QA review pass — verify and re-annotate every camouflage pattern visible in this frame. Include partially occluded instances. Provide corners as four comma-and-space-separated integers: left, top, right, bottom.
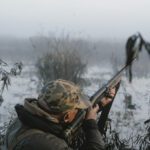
38, 79, 91, 114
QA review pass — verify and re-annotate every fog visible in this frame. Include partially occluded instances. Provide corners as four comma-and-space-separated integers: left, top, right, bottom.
0, 0, 150, 75
0, 0, 150, 39
0, 2, 150, 148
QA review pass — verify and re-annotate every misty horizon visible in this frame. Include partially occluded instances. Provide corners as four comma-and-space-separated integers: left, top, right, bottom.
0, 0, 150, 39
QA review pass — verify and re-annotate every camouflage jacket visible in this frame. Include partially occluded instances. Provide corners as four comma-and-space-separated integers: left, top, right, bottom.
4, 100, 105, 150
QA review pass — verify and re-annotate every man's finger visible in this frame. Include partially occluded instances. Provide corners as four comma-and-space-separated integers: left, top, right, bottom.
107, 87, 116, 98
93, 104, 99, 113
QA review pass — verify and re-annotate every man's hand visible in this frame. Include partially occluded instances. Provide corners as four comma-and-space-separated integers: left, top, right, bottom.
85, 87, 116, 120
85, 104, 99, 120
101, 87, 116, 107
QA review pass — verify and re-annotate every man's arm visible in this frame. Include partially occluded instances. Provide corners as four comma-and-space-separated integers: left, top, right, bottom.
81, 88, 116, 150
82, 119, 105, 150
79, 104, 105, 150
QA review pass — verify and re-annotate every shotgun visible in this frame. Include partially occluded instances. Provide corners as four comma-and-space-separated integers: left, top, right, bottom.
63, 64, 129, 145
64, 33, 148, 147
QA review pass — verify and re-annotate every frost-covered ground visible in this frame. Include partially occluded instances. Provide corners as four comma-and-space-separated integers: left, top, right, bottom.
0, 63, 150, 143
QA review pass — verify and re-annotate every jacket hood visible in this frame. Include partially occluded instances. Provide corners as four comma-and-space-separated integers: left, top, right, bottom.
15, 98, 64, 138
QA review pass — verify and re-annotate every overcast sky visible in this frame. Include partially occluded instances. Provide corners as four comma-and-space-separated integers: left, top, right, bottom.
0, 0, 150, 39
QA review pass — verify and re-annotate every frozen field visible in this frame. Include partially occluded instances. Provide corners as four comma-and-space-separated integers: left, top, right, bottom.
0, 63, 150, 142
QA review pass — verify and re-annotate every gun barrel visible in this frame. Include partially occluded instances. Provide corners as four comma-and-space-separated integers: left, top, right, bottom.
90, 64, 128, 105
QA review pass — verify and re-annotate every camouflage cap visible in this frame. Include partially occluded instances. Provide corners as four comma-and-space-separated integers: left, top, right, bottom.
37, 79, 91, 114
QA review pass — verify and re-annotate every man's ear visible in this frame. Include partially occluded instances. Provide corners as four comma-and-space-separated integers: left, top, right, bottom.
63, 112, 70, 123
62, 109, 78, 123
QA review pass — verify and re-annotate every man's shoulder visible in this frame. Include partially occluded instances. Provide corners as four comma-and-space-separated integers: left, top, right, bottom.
6, 118, 70, 150
15, 129, 70, 150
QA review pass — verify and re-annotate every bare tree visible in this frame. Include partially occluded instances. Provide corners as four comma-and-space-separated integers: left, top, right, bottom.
35, 36, 87, 87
